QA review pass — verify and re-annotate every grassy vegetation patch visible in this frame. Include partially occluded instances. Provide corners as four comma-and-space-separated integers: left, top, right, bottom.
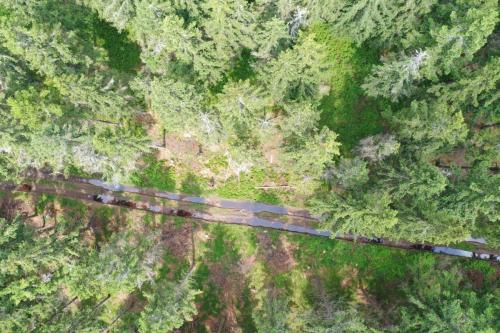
211, 169, 283, 205
236, 286, 258, 332
193, 263, 223, 316
310, 24, 385, 152
58, 196, 87, 211
224, 225, 259, 258
34, 193, 55, 214
130, 153, 302, 207
180, 172, 206, 195
290, 234, 427, 301
205, 225, 240, 262
130, 156, 176, 191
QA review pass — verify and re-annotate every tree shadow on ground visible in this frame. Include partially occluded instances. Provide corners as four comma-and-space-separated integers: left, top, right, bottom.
93, 19, 141, 72
311, 24, 385, 153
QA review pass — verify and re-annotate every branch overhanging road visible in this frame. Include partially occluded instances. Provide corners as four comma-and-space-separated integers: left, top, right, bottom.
48, 175, 489, 244
1, 175, 498, 263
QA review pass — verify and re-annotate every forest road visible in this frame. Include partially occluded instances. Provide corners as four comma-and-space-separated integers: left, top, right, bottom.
1, 175, 499, 263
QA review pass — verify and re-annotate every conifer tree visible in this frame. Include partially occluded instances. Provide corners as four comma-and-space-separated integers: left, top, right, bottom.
328, 0, 437, 46
0, 218, 80, 333
399, 262, 499, 332
252, 291, 291, 333
138, 268, 200, 333
312, 190, 399, 237
65, 231, 161, 300
362, 50, 429, 101
390, 100, 468, 156
150, 77, 204, 135
258, 33, 329, 103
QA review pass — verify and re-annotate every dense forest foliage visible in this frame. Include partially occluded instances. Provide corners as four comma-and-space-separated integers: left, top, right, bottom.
0, 0, 498, 332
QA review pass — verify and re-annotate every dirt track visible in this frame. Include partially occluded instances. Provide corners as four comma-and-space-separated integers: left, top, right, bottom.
1, 177, 499, 263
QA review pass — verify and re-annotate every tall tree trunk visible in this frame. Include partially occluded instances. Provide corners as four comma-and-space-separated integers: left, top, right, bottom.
102, 299, 135, 333
66, 294, 111, 332
29, 296, 78, 333
190, 222, 196, 268
479, 122, 499, 129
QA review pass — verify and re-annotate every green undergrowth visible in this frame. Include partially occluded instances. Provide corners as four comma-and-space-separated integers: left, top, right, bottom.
195, 226, 454, 330
90, 206, 115, 241
131, 155, 301, 206
65, 165, 93, 178
130, 156, 177, 191
211, 169, 283, 205
310, 23, 385, 153
58, 196, 87, 212
205, 157, 301, 205
288, 234, 426, 302
93, 19, 141, 72
191, 223, 266, 331
193, 263, 223, 320
193, 225, 240, 324
180, 172, 206, 195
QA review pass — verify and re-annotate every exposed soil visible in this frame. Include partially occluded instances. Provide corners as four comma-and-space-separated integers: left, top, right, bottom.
340, 266, 359, 289
465, 268, 487, 289
157, 134, 203, 170
355, 286, 374, 305
238, 254, 257, 275
115, 292, 145, 313
436, 148, 469, 168
262, 133, 282, 165
257, 233, 297, 273
145, 113, 164, 147
205, 261, 247, 333
162, 220, 194, 259
0, 193, 35, 220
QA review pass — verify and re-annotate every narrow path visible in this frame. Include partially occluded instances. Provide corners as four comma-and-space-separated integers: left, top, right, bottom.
36, 173, 317, 220
1, 178, 498, 263
85, 178, 316, 219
